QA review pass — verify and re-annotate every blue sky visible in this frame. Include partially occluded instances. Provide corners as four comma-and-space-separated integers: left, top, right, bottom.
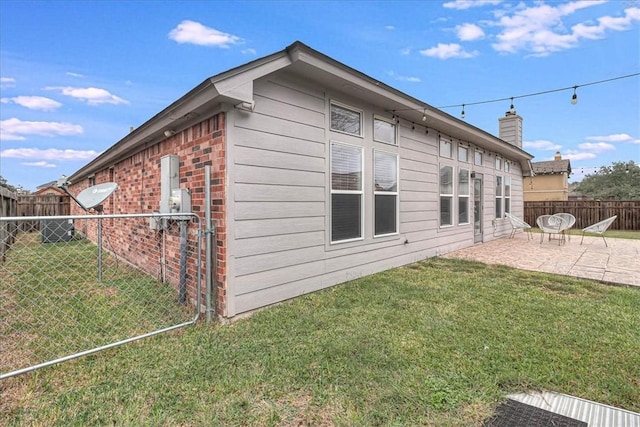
1, 0, 639, 191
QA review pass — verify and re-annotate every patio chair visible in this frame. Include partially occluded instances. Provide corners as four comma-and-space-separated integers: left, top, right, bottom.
505, 212, 532, 240
580, 215, 617, 247
536, 214, 569, 245
553, 213, 576, 241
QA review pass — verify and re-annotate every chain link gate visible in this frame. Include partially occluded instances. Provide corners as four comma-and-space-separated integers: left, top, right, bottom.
0, 212, 203, 379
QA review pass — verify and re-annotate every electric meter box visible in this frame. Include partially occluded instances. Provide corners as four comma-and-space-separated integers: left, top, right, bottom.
170, 188, 191, 214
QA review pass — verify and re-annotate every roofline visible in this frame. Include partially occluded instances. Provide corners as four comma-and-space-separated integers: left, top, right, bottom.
69, 41, 533, 183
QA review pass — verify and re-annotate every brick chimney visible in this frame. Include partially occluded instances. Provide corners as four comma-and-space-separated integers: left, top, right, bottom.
498, 111, 523, 148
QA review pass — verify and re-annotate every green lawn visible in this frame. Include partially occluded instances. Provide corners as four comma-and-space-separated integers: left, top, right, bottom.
2, 258, 639, 426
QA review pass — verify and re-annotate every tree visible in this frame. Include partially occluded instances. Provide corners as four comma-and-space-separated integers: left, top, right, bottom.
0, 175, 18, 192
574, 161, 640, 200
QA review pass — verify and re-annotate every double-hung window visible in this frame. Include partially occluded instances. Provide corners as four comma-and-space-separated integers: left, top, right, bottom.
458, 168, 470, 224
504, 176, 511, 214
495, 176, 503, 219
458, 146, 468, 162
440, 137, 453, 158
331, 102, 362, 136
374, 151, 398, 236
331, 142, 363, 242
440, 165, 454, 227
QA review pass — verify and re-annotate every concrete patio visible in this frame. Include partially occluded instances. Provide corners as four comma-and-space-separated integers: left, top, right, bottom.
443, 232, 640, 287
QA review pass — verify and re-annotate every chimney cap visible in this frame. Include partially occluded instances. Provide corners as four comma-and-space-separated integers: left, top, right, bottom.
554, 151, 562, 160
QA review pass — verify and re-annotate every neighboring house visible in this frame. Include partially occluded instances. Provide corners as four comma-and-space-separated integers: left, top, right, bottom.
524, 152, 572, 201
34, 181, 68, 196
68, 41, 534, 318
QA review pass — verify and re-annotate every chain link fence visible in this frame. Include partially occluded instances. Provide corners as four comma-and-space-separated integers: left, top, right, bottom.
1, 213, 202, 379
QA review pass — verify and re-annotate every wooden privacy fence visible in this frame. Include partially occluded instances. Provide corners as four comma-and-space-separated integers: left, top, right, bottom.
524, 200, 640, 231
1, 187, 19, 261
16, 194, 71, 231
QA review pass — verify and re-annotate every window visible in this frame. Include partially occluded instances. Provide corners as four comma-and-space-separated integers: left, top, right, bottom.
440, 165, 453, 226
495, 176, 503, 219
458, 145, 468, 162
458, 168, 470, 224
331, 142, 363, 242
495, 157, 502, 170
331, 102, 362, 136
373, 116, 396, 145
504, 161, 510, 173
475, 150, 483, 166
440, 137, 452, 158
504, 176, 511, 214
374, 151, 398, 236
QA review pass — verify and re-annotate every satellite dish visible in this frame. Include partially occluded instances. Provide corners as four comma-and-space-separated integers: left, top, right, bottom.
76, 182, 118, 210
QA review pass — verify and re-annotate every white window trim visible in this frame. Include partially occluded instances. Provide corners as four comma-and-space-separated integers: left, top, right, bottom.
439, 164, 454, 228
330, 141, 364, 244
373, 115, 397, 146
495, 175, 503, 219
504, 176, 511, 215
458, 145, 469, 163
458, 167, 470, 225
495, 156, 502, 170
330, 100, 364, 138
439, 136, 453, 159
373, 149, 399, 237
475, 150, 483, 166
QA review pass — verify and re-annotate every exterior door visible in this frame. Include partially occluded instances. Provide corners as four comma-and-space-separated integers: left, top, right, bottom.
474, 176, 483, 243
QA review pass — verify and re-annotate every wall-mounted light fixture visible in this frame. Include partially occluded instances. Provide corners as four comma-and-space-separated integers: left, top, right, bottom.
164, 129, 176, 138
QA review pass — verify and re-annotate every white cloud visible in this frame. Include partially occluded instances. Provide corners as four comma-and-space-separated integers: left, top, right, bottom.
443, 0, 502, 10
586, 133, 640, 144
491, 2, 639, 56
419, 43, 478, 59
562, 151, 597, 161
241, 48, 257, 55
1, 96, 62, 111
1, 77, 16, 88
523, 139, 562, 151
456, 23, 485, 41
66, 72, 85, 78
46, 86, 128, 105
0, 147, 99, 161
0, 118, 83, 141
387, 71, 421, 83
22, 161, 57, 168
400, 47, 411, 55
578, 142, 616, 152
385, 25, 395, 30
168, 20, 242, 48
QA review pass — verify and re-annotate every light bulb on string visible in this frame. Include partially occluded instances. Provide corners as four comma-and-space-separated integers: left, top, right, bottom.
422, 109, 427, 122
571, 86, 578, 105
509, 97, 515, 114
461, 104, 466, 119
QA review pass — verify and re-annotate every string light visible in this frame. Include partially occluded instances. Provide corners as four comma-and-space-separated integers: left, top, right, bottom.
436, 72, 639, 112
571, 86, 578, 105
422, 109, 427, 122
461, 104, 466, 119
509, 97, 515, 114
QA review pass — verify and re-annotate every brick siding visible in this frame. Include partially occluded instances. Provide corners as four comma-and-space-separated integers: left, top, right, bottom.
69, 113, 227, 315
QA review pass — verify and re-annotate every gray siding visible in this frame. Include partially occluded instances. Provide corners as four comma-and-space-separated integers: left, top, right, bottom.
226, 71, 524, 316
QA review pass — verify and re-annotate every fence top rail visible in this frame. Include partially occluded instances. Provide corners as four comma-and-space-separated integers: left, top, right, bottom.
0, 212, 201, 222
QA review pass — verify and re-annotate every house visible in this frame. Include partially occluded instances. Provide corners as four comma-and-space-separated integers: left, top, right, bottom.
524, 152, 572, 201
34, 181, 68, 196
67, 41, 533, 318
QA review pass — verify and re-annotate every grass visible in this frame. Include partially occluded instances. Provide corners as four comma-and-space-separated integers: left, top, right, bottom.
2, 253, 639, 426
531, 228, 640, 240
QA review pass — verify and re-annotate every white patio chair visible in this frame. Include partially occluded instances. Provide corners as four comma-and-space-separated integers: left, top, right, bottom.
536, 214, 569, 245
505, 212, 532, 240
554, 213, 576, 241
580, 215, 617, 247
